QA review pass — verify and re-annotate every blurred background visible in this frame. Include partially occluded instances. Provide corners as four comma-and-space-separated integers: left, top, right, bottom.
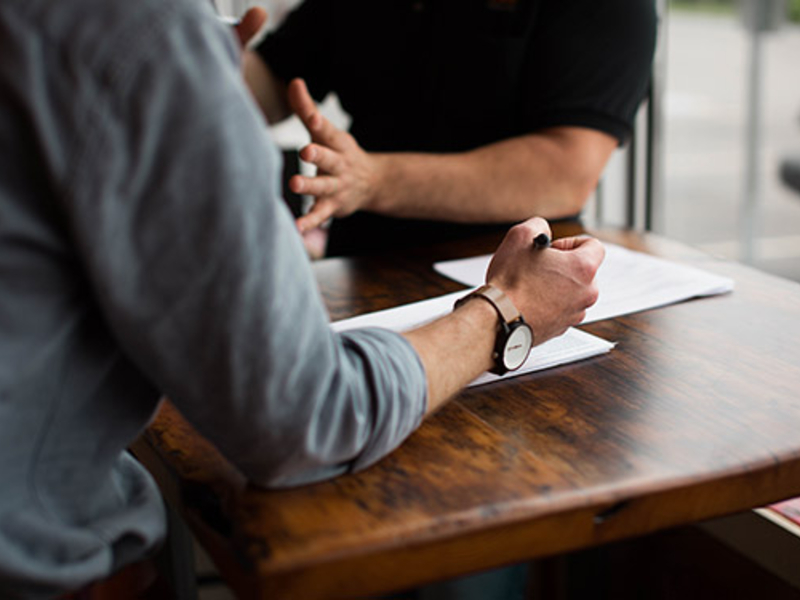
217, 0, 800, 283
660, 0, 800, 282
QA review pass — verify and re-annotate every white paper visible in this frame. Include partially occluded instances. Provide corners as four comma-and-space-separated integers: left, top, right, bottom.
330, 291, 465, 334
468, 328, 614, 387
331, 292, 615, 387
433, 242, 735, 324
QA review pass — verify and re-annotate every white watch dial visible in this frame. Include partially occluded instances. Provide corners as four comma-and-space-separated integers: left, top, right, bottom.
503, 325, 533, 371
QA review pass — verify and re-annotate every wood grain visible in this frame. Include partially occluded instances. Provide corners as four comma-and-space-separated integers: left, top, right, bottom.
133, 225, 800, 599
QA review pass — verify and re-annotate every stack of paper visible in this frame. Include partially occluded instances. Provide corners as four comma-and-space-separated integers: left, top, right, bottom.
433, 242, 735, 324
331, 243, 734, 387
332, 295, 615, 387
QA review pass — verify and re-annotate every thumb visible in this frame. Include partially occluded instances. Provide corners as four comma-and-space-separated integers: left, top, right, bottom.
235, 7, 268, 47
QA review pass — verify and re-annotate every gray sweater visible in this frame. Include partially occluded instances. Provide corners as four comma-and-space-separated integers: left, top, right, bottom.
0, 0, 427, 596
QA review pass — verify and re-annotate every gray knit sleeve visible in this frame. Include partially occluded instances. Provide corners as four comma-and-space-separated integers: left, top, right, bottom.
59, 2, 428, 487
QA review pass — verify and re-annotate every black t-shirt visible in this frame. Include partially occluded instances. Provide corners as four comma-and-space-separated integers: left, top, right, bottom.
259, 0, 657, 256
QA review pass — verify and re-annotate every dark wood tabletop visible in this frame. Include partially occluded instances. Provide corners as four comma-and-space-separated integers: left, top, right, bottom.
133, 224, 800, 599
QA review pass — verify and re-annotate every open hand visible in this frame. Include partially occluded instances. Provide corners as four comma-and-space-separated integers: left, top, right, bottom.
287, 79, 380, 233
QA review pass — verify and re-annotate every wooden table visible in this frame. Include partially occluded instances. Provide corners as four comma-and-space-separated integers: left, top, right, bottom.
133, 225, 800, 599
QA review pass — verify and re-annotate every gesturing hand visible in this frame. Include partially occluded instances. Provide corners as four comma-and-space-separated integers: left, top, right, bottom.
487, 217, 604, 345
287, 79, 380, 233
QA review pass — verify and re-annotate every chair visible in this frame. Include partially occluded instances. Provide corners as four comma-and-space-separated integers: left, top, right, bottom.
58, 560, 173, 600
593, 0, 667, 233
780, 153, 800, 195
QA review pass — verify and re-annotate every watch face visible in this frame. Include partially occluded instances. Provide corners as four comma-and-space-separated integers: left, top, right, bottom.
503, 323, 533, 371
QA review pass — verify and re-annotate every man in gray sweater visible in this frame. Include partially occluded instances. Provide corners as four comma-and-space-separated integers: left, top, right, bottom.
0, 0, 603, 596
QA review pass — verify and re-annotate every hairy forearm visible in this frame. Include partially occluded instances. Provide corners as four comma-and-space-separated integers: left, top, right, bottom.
402, 299, 497, 415
241, 50, 291, 124
369, 127, 616, 223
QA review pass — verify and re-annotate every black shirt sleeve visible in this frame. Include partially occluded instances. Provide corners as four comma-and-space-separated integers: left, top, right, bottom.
257, 0, 656, 148
523, 0, 658, 144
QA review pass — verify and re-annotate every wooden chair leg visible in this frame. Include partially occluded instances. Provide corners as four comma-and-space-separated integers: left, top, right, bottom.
154, 504, 199, 600
59, 559, 170, 600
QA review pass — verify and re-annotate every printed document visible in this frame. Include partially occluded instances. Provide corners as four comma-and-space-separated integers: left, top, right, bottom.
433, 242, 735, 324
331, 293, 615, 387
330, 243, 732, 387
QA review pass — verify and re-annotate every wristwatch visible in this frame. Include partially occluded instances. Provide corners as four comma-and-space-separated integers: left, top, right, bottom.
454, 284, 534, 375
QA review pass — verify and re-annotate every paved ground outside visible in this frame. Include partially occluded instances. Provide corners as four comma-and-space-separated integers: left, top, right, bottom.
663, 10, 800, 282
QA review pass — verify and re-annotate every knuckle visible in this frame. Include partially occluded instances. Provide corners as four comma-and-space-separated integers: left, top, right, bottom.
301, 178, 316, 194
574, 253, 600, 281
301, 145, 317, 163
508, 221, 533, 243
585, 239, 605, 267
572, 255, 592, 280
595, 239, 607, 262
585, 283, 600, 308
288, 175, 304, 194
509, 217, 550, 246
529, 216, 548, 230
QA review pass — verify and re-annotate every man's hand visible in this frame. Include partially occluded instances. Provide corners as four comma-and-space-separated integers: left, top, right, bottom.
487, 217, 604, 344
287, 79, 381, 233
404, 217, 602, 414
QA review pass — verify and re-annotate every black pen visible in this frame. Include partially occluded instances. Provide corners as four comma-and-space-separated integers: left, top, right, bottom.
533, 233, 551, 250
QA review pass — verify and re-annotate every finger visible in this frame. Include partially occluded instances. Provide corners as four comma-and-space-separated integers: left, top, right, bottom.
289, 174, 339, 197
287, 79, 341, 147
296, 200, 338, 232
561, 236, 605, 267
299, 144, 343, 175
584, 283, 600, 309
504, 217, 552, 250
521, 216, 552, 237
234, 7, 267, 47
554, 236, 606, 277
287, 79, 323, 133
551, 234, 597, 251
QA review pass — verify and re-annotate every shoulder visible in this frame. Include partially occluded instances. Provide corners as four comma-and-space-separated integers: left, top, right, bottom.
577, 0, 657, 37
5, 0, 238, 92
550, 0, 657, 59
0, 0, 251, 206
540, 0, 656, 32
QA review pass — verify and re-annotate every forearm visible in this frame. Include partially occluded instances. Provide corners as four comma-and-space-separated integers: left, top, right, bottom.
402, 298, 497, 415
369, 127, 616, 223
241, 49, 290, 124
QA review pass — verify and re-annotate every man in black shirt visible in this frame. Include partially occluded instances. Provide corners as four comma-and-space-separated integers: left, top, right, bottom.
244, 0, 657, 256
